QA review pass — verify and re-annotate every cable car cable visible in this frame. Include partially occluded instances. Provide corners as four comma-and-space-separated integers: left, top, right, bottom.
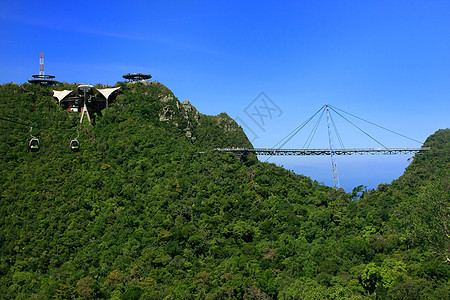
1, 115, 84, 152
0, 116, 36, 128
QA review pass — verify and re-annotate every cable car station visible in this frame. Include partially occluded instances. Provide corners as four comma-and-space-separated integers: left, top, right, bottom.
22, 52, 156, 152
53, 85, 121, 123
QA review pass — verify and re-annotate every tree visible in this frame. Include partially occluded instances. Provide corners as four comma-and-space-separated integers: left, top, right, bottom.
409, 170, 450, 263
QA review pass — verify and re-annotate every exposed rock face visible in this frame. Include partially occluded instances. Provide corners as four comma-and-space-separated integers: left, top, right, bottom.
180, 101, 200, 140
158, 97, 245, 144
158, 98, 202, 140
217, 113, 240, 131
159, 105, 173, 121
184, 129, 193, 138
159, 94, 174, 102
182, 100, 200, 123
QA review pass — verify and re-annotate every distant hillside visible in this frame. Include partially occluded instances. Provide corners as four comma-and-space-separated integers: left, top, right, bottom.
0, 82, 448, 299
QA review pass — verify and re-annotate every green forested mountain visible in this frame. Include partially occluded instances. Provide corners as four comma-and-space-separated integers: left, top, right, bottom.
0, 82, 448, 299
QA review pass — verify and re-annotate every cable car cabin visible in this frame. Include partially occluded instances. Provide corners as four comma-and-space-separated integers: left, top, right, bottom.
70, 139, 80, 152
29, 138, 40, 152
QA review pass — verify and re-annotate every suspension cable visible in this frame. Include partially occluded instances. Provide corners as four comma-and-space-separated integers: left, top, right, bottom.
272, 105, 326, 149
264, 105, 326, 162
329, 105, 423, 144
329, 107, 388, 149
303, 108, 325, 149
329, 112, 345, 149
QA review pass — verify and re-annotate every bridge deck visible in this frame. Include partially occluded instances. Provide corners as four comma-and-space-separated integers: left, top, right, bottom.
216, 147, 430, 156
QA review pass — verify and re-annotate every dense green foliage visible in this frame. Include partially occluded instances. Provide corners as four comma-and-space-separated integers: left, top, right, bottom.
0, 82, 448, 299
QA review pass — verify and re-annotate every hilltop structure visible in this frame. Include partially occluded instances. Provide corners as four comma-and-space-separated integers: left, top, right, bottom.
53, 85, 120, 123
122, 72, 152, 82
28, 52, 58, 86
28, 74, 58, 86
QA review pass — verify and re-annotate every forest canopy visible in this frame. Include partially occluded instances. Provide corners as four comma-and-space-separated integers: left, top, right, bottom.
0, 82, 448, 299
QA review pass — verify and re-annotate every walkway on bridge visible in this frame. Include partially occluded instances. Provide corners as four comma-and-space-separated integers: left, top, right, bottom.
216, 147, 430, 156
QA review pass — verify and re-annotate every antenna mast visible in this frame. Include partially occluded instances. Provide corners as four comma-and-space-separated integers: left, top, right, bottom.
326, 104, 340, 188
28, 52, 57, 86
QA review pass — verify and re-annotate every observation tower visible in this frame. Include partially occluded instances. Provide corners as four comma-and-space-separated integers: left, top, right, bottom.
28, 52, 58, 86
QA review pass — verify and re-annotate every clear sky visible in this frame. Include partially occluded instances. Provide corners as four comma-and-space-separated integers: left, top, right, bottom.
1, 0, 449, 191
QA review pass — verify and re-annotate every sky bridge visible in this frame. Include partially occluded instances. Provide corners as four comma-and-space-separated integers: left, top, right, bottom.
221, 104, 430, 188
216, 147, 430, 156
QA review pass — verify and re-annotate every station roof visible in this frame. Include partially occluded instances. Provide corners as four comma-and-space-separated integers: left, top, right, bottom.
97, 87, 121, 99
53, 90, 74, 103
52, 86, 121, 103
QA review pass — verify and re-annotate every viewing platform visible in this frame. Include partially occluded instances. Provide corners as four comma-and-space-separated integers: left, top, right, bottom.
28, 74, 58, 86
122, 73, 152, 82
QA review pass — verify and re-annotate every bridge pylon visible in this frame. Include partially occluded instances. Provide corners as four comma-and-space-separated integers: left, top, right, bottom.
326, 104, 340, 188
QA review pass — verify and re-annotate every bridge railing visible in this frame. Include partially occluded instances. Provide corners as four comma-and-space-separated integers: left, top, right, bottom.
216, 147, 431, 156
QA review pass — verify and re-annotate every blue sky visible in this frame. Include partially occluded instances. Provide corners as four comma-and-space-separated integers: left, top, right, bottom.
1, 0, 449, 191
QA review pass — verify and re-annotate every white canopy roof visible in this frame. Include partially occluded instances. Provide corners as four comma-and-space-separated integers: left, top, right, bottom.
53, 90, 73, 103
97, 87, 121, 100
53, 86, 120, 103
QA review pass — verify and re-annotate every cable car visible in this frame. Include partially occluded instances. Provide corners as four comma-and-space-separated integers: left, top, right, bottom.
70, 139, 80, 152
29, 137, 40, 152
